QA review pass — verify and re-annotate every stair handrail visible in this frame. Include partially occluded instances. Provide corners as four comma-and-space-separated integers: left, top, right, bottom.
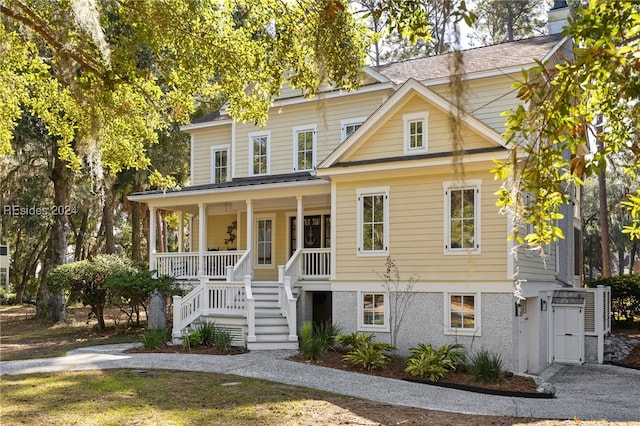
171, 282, 206, 343
244, 274, 256, 343
227, 250, 251, 282
282, 275, 298, 341
278, 249, 300, 342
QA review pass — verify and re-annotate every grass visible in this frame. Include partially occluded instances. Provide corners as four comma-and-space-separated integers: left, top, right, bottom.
0, 370, 349, 425
0, 304, 145, 361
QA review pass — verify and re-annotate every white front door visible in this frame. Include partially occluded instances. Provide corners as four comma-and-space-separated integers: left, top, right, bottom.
553, 306, 584, 364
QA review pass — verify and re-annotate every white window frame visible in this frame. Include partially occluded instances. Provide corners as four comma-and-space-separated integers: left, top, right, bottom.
292, 124, 316, 172
443, 180, 481, 255
356, 187, 389, 256
403, 112, 429, 154
444, 292, 481, 336
210, 145, 230, 184
340, 117, 366, 141
357, 291, 389, 331
249, 131, 270, 176
255, 215, 275, 268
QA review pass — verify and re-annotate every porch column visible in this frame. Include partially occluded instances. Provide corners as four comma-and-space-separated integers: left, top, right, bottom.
296, 196, 303, 251
198, 203, 206, 277
246, 199, 253, 254
149, 206, 157, 271
177, 211, 184, 253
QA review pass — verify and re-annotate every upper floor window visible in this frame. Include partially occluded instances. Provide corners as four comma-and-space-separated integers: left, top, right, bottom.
211, 145, 230, 183
293, 125, 316, 172
341, 117, 366, 141
249, 131, 270, 176
444, 181, 480, 253
403, 112, 428, 153
357, 187, 389, 255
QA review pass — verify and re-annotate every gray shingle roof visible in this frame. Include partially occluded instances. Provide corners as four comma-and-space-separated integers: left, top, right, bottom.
131, 172, 321, 197
374, 34, 564, 84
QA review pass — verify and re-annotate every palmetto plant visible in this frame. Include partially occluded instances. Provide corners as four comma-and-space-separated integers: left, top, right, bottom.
405, 343, 467, 381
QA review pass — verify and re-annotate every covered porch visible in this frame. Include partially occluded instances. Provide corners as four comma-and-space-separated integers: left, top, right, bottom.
135, 173, 335, 284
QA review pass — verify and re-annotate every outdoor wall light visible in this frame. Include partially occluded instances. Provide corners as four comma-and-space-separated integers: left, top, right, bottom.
515, 302, 524, 316
541, 299, 548, 311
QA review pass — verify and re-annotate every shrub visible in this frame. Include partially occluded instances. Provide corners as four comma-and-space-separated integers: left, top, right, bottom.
106, 267, 178, 327
143, 328, 168, 349
335, 332, 375, 350
0, 290, 17, 305
46, 255, 136, 329
299, 321, 342, 360
405, 343, 467, 382
342, 340, 395, 371
586, 275, 640, 324
195, 321, 217, 346
470, 349, 504, 383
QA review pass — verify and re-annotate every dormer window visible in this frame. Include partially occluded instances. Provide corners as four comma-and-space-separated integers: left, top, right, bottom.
341, 117, 366, 141
403, 112, 429, 154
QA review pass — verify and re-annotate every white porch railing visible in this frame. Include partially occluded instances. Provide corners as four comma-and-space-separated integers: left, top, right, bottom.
172, 281, 247, 342
154, 251, 246, 279
301, 248, 331, 279
203, 251, 244, 279
156, 252, 199, 279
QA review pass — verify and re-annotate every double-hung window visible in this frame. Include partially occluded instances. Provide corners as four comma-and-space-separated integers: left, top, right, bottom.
357, 187, 389, 255
403, 112, 428, 153
293, 125, 316, 172
359, 292, 388, 330
444, 181, 480, 253
250, 131, 270, 176
445, 293, 480, 335
210, 145, 230, 183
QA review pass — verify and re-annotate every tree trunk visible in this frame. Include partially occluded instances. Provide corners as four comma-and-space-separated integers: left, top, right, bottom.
131, 176, 143, 261
630, 241, 637, 274
618, 246, 625, 275
37, 147, 70, 322
102, 177, 116, 254
597, 139, 611, 277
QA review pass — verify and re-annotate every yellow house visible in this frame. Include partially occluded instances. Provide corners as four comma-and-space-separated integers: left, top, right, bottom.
129, 31, 611, 374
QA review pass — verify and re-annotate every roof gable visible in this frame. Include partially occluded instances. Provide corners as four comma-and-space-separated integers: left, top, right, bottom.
318, 79, 505, 169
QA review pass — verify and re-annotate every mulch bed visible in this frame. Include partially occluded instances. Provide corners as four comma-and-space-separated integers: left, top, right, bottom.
288, 351, 542, 397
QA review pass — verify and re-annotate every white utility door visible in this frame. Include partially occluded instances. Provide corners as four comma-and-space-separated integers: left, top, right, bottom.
518, 302, 529, 373
553, 306, 584, 364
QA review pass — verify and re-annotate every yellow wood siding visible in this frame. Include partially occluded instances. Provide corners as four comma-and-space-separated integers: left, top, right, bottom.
333, 164, 508, 283
190, 126, 232, 186
430, 73, 521, 135
346, 93, 498, 163
233, 91, 389, 178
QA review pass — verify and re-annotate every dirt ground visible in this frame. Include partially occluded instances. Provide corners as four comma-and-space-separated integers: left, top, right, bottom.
2, 304, 639, 425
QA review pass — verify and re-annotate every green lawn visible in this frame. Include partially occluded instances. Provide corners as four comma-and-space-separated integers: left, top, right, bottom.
0, 304, 144, 361
0, 370, 351, 425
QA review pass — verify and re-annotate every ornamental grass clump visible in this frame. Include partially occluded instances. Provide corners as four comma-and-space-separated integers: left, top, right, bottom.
143, 328, 168, 349
470, 348, 504, 383
299, 321, 342, 360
